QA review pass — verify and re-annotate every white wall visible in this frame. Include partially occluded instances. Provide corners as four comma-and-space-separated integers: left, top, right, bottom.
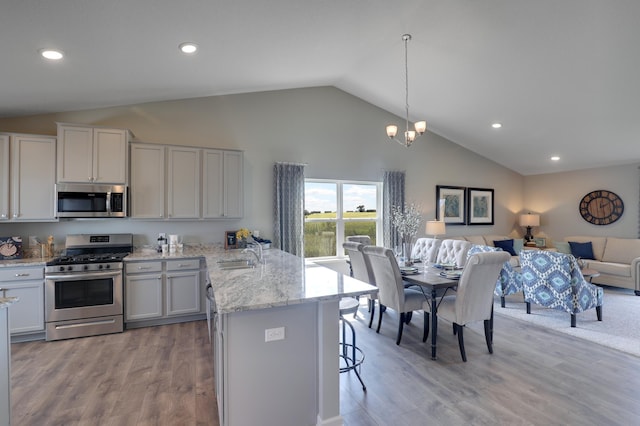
523, 163, 639, 244
0, 87, 524, 248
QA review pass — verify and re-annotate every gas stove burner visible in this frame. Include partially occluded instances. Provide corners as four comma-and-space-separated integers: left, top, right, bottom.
46, 252, 130, 267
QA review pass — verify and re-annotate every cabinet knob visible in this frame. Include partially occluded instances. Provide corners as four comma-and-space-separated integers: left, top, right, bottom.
12, 213, 18, 218
0, 213, 6, 218
15, 273, 30, 277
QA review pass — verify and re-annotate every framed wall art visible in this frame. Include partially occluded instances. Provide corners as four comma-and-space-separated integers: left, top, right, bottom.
467, 188, 494, 225
435, 185, 466, 225
225, 231, 238, 249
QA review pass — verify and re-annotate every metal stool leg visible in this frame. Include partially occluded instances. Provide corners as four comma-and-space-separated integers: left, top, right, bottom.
339, 315, 366, 391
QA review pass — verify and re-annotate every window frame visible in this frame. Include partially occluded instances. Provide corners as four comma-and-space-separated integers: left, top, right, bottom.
304, 178, 382, 260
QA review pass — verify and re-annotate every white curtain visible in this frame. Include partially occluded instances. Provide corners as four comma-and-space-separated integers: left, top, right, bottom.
383, 170, 405, 248
274, 162, 305, 256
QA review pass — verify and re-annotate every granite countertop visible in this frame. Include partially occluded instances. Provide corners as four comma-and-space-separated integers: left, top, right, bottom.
127, 245, 377, 314
0, 258, 50, 268
0, 296, 19, 309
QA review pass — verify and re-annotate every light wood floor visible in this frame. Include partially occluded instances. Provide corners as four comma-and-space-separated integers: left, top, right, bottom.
11, 304, 640, 426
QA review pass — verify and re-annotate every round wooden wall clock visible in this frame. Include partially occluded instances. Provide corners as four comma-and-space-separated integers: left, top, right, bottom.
579, 190, 624, 225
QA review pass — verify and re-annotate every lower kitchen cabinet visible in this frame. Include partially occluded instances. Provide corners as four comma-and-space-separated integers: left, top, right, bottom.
125, 258, 202, 326
1, 303, 13, 426
0, 266, 45, 339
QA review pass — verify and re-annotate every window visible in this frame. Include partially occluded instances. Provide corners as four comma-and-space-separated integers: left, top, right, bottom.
304, 179, 381, 258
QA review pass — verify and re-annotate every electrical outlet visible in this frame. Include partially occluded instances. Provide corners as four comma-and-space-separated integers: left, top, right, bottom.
265, 327, 285, 342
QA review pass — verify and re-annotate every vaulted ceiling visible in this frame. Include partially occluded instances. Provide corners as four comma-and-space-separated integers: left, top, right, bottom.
2, 0, 639, 175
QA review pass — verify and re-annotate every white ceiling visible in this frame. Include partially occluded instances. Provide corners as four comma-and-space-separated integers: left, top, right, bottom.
2, 0, 639, 175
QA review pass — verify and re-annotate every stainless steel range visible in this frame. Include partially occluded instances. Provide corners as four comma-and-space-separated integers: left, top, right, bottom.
44, 234, 133, 341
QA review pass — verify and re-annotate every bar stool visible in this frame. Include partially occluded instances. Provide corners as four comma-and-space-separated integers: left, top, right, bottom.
339, 297, 366, 391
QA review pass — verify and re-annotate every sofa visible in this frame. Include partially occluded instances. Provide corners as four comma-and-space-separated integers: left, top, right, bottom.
557, 236, 640, 295
459, 235, 524, 267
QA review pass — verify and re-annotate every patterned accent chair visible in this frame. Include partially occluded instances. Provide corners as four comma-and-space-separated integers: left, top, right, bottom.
467, 245, 523, 307
520, 250, 603, 327
411, 238, 442, 263
436, 239, 472, 267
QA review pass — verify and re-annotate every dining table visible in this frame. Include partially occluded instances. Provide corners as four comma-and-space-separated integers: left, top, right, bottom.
401, 263, 460, 360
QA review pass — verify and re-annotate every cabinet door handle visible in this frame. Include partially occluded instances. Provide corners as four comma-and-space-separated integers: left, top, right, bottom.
138, 266, 152, 270
15, 273, 30, 277
13, 213, 18, 218
177, 264, 190, 267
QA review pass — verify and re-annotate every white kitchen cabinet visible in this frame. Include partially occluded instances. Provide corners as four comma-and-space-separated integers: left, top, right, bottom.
8, 134, 57, 221
130, 142, 243, 220
125, 259, 201, 325
0, 135, 8, 221
166, 260, 200, 316
0, 266, 45, 336
1, 303, 12, 426
57, 123, 130, 184
202, 149, 243, 219
130, 143, 165, 219
167, 147, 200, 219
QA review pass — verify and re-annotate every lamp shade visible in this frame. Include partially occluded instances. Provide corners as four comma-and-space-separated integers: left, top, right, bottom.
519, 213, 540, 227
425, 220, 446, 237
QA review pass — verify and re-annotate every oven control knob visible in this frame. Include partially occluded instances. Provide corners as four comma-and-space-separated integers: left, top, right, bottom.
84, 265, 89, 271
59, 266, 65, 272
105, 264, 111, 269
98, 264, 103, 269
67, 266, 73, 272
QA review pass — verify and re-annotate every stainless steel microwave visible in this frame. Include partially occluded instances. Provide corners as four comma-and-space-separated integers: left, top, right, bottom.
56, 184, 128, 218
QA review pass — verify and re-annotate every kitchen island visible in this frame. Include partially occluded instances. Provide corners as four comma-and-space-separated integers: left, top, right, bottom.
205, 247, 377, 426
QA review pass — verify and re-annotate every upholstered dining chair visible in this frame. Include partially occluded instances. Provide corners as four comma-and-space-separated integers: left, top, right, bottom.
520, 250, 603, 327
343, 241, 377, 327
423, 251, 510, 362
362, 245, 426, 345
435, 239, 472, 267
411, 238, 443, 264
467, 244, 524, 308
346, 235, 372, 245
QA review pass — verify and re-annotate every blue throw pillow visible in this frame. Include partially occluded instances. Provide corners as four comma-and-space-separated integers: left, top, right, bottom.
494, 239, 516, 256
569, 241, 595, 259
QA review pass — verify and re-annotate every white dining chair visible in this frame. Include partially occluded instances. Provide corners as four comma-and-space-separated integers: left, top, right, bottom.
435, 239, 472, 267
423, 251, 510, 361
363, 245, 426, 345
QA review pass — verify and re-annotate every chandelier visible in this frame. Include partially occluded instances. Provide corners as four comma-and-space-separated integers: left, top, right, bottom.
385, 34, 427, 147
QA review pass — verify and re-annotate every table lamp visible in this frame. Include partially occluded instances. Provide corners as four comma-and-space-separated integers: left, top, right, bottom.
425, 220, 446, 238
519, 213, 540, 244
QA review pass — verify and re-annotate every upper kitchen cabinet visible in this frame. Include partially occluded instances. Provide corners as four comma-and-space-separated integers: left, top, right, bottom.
57, 123, 131, 184
202, 149, 243, 219
0, 135, 8, 220
0, 133, 57, 221
130, 144, 200, 219
130, 143, 165, 219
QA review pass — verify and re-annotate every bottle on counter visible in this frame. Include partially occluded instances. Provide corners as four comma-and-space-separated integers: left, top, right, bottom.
157, 235, 167, 253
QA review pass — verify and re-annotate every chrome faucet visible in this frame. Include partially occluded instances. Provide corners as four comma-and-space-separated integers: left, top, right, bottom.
242, 239, 264, 264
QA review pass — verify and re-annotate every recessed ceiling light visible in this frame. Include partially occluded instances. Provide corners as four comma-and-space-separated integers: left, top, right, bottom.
179, 42, 198, 54
491, 123, 502, 129
39, 49, 64, 60
551, 156, 560, 161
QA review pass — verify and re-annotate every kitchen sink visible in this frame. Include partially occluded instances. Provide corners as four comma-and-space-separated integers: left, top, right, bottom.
217, 259, 256, 270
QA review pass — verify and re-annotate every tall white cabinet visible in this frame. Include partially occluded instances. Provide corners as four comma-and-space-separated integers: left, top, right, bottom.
0, 135, 8, 220
202, 149, 243, 219
130, 142, 243, 220
57, 123, 129, 184
0, 133, 57, 221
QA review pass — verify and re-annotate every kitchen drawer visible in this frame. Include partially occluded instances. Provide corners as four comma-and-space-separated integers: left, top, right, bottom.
166, 259, 200, 271
126, 261, 162, 274
0, 266, 44, 282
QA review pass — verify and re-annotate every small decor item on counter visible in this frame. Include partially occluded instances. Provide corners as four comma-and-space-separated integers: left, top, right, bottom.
157, 233, 167, 253
0, 236, 22, 260
252, 235, 272, 249
225, 231, 237, 249
236, 228, 251, 249
42, 235, 55, 258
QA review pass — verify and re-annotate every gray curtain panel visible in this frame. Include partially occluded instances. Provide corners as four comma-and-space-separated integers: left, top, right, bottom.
383, 170, 405, 248
274, 162, 305, 256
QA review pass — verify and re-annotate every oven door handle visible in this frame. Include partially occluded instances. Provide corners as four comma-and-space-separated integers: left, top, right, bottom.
45, 270, 122, 281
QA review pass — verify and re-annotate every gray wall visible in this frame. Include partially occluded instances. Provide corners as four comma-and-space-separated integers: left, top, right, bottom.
0, 86, 542, 249
523, 164, 639, 244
